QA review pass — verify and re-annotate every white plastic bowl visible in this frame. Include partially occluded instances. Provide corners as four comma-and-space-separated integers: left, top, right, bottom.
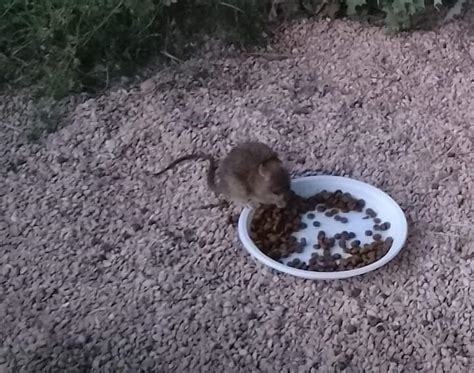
238, 175, 408, 280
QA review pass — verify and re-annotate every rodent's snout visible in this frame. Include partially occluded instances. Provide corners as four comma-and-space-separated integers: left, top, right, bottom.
276, 196, 288, 208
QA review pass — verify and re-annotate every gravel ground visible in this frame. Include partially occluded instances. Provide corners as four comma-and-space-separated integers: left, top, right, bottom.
1, 16, 473, 373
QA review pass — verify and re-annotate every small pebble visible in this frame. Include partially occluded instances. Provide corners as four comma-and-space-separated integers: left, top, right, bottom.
131, 223, 142, 232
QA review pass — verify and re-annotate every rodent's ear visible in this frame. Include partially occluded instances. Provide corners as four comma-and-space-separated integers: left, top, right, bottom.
258, 163, 271, 180
259, 159, 281, 179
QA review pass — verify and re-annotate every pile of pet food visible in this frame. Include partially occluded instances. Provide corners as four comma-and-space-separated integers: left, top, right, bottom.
250, 190, 393, 272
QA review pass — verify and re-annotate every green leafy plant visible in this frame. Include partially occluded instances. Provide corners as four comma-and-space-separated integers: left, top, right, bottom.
346, 0, 444, 30
0, 0, 448, 98
0, 0, 266, 97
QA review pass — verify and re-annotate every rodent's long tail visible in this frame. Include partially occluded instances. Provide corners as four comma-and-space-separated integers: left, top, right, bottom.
152, 153, 218, 194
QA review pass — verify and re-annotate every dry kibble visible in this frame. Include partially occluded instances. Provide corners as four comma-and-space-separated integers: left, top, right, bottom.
365, 230, 373, 236
365, 208, 377, 218
339, 239, 347, 250
250, 189, 393, 272
339, 217, 349, 224
374, 218, 382, 224
380, 222, 391, 231
373, 234, 382, 241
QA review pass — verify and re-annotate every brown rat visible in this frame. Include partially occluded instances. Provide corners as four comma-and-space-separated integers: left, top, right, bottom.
152, 141, 291, 208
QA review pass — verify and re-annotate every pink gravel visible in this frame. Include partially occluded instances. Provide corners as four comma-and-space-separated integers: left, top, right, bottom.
0, 16, 473, 372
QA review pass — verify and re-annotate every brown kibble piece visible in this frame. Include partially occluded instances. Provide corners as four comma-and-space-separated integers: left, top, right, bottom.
298, 222, 308, 230
339, 239, 347, 250
365, 208, 377, 218
350, 255, 362, 265
380, 222, 391, 231
373, 234, 382, 241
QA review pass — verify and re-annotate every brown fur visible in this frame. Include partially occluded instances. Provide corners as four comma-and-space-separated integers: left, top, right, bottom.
152, 141, 291, 207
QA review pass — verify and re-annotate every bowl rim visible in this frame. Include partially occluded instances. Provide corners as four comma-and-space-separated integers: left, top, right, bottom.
237, 175, 408, 280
